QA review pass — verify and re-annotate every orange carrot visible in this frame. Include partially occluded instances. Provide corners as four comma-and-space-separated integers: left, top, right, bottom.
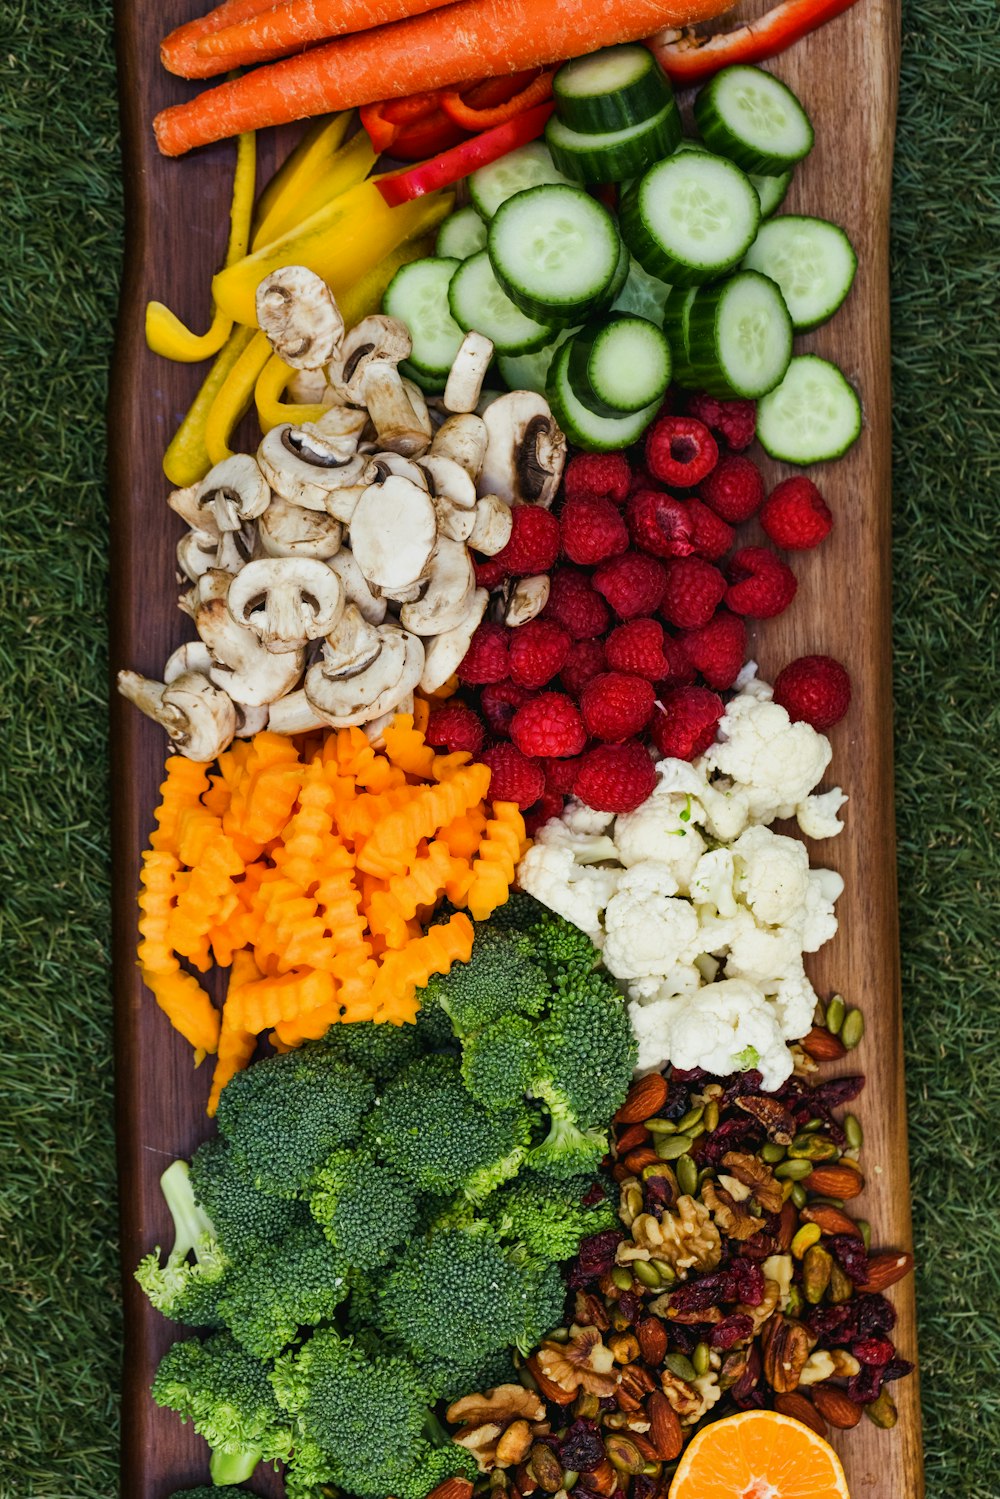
161, 0, 287, 77
154, 0, 739, 155
190, 0, 456, 78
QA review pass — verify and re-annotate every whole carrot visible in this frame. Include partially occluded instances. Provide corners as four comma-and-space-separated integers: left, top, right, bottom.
162, 0, 289, 77
154, 0, 736, 156
189, 0, 457, 78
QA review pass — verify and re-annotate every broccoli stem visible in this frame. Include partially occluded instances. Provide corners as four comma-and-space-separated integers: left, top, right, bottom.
208, 1444, 262, 1486
159, 1160, 217, 1264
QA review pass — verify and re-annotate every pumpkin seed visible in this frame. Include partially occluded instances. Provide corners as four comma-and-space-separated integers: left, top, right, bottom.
665, 1353, 697, 1382
676, 1153, 698, 1198
845, 1113, 864, 1149
857, 1218, 872, 1251
675, 1105, 705, 1133
633, 1259, 662, 1288
800, 1118, 824, 1133
693, 1341, 711, 1377
841, 1007, 865, 1050
826, 994, 846, 1035
646, 1117, 678, 1135
704, 1100, 720, 1134
790, 1182, 807, 1208
611, 1266, 633, 1291
655, 1133, 695, 1161
774, 1158, 813, 1181
761, 1142, 787, 1164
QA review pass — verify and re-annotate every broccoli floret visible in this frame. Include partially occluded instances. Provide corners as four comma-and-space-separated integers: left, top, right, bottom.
521, 1255, 571, 1349
215, 1044, 375, 1197
534, 979, 637, 1132
189, 1136, 312, 1263
323, 1016, 423, 1081
135, 1161, 228, 1328
367, 1053, 532, 1200
374, 1223, 556, 1365
413, 988, 460, 1052
152, 1331, 292, 1486
485, 1171, 618, 1262
460, 1014, 542, 1109
528, 1110, 607, 1180
423, 921, 550, 1035
272, 1330, 434, 1499
219, 1221, 350, 1360
308, 1149, 419, 1269
417, 1343, 520, 1404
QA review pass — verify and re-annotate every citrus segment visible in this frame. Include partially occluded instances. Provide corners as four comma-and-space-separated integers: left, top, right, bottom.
668, 1410, 850, 1499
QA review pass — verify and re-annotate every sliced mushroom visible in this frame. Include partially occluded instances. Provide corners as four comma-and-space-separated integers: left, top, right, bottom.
361, 361, 432, 457
419, 588, 489, 693
286, 367, 335, 404
419, 452, 478, 543
215, 522, 257, 574
191, 569, 303, 706
401, 377, 434, 447
432, 413, 488, 478
267, 688, 332, 735
164, 641, 213, 681
399, 538, 476, 636
233, 702, 270, 737
227, 557, 344, 654
169, 453, 270, 536
497, 572, 551, 627
327, 548, 386, 625
258, 423, 374, 513
327, 314, 412, 403
444, 331, 495, 413
317, 604, 384, 681
117, 668, 236, 761
348, 474, 437, 593
370, 451, 429, 489
259, 494, 343, 561
256, 266, 344, 370
177, 529, 220, 583
468, 493, 514, 556
310, 403, 370, 453
304, 620, 424, 727
478, 392, 566, 507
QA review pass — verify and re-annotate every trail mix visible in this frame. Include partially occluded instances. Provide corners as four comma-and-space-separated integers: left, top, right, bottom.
436, 1017, 914, 1496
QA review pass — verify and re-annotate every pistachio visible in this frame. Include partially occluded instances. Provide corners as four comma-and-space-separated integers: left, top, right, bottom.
845, 1113, 864, 1149
791, 1223, 822, 1259
790, 1182, 808, 1209
609, 1333, 640, 1365
632, 1260, 662, 1290
529, 1443, 565, 1492
865, 1389, 899, 1429
841, 1007, 865, 1049
857, 1217, 872, 1251
611, 1266, 634, 1291
604, 1435, 645, 1476
761, 1142, 787, 1164
802, 1244, 833, 1304
774, 1158, 813, 1181
826, 994, 846, 1035
788, 1135, 840, 1162
676, 1153, 698, 1198
828, 1262, 855, 1304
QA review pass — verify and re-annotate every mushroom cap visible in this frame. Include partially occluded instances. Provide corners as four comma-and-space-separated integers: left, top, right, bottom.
117, 668, 237, 762
419, 588, 490, 693
256, 265, 344, 371
227, 556, 344, 653
304, 621, 424, 727
317, 603, 383, 681
200, 453, 271, 529
499, 572, 551, 627
348, 474, 437, 593
177, 529, 220, 583
467, 493, 514, 556
443, 330, 495, 414
266, 688, 331, 735
215, 523, 256, 575
258, 423, 374, 512
164, 641, 213, 681
258, 494, 343, 560
362, 363, 433, 458
399, 537, 476, 637
478, 391, 567, 507
431, 412, 488, 478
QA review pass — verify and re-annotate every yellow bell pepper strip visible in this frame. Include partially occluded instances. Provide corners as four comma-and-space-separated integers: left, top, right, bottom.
250, 110, 352, 244
212, 178, 455, 327
145, 130, 257, 362
252, 128, 375, 249
337, 229, 437, 328
163, 323, 257, 485
203, 328, 274, 466
255, 353, 330, 434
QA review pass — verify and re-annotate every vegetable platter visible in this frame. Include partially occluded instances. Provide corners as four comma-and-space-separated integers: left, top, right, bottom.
109, 0, 921, 1495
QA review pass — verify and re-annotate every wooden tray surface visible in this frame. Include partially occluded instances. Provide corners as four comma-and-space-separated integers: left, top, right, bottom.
109, 2, 919, 1493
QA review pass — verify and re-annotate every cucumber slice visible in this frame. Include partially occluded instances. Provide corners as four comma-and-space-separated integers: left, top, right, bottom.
488, 184, 620, 326
498, 329, 574, 396
687, 270, 793, 398
435, 206, 488, 260
400, 359, 446, 394
611, 257, 672, 322
595, 234, 631, 312
661, 285, 700, 387
547, 338, 661, 452
741, 214, 857, 331
751, 167, 793, 218
448, 251, 557, 355
553, 44, 672, 133
383, 256, 464, 379
694, 64, 814, 176
545, 100, 682, 185
620, 152, 760, 286
567, 314, 671, 416
468, 141, 571, 218
756, 354, 862, 464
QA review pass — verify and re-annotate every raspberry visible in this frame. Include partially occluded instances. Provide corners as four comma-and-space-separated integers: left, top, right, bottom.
685, 392, 757, 451
544, 756, 582, 796
581, 672, 655, 743
480, 680, 530, 735
625, 489, 695, 559
773, 655, 852, 730
593, 553, 668, 620
686, 497, 734, 562
511, 692, 587, 758
480, 743, 545, 808
760, 476, 834, 550
563, 451, 631, 506
646, 416, 719, 488
560, 494, 629, 566
425, 702, 485, 757
457, 620, 510, 684
699, 454, 765, 524
493, 503, 561, 576
524, 792, 566, 836
508, 617, 571, 689
678, 610, 747, 689
473, 554, 508, 590
659, 557, 728, 630
606, 618, 672, 680
543, 566, 610, 639
659, 634, 699, 688
651, 687, 724, 761
573, 741, 657, 814
561, 637, 608, 698
725, 546, 798, 619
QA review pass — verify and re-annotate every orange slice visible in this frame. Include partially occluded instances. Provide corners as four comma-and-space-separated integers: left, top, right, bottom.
669, 1410, 850, 1499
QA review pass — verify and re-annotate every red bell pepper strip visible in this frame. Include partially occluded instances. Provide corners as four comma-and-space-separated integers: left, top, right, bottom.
360, 97, 467, 160
376, 101, 556, 207
440, 70, 554, 131
647, 0, 863, 86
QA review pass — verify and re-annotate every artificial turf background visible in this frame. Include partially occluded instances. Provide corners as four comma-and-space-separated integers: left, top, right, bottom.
0, 1, 996, 1495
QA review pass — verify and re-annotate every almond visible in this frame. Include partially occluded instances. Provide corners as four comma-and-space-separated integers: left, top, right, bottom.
774, 1391, 828, 1438
636, 1315, 668, 1367
615, 1073, 669, 1124
805, 1163, 865, 1200
425, 1481, 475, 1499
801, 1203, 863, 1238
615, 1121, 652, 1155
646, 1390, 683, 1462
811, 1382, 863, 1429
622, 1146, 660, 1174
799, 1025, 847, 1061
859, 1250, 915, 1292
777, 1198, 798, 1251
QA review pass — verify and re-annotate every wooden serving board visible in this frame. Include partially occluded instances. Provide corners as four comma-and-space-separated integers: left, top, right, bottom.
109, 2, 918, 1494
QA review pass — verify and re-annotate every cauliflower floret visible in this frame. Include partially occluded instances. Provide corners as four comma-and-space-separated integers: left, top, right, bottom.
722, 909, 805, 988
516, 842, 619, 943
733, 661, 773, 701
628, 978, 794, 1090
612, 791, 707, 890
535, 817, 619, 865
731, 825, 811, 927
560, 798, 616, 836
796, 787, 848, 840
796, 867, 844, 952
602, 862, 701, 980
702, 691, 832, 824
689, 848, 739, 917
653, 758, 752, 842
628, 964, 703, 1004
770, 964, 820, 1039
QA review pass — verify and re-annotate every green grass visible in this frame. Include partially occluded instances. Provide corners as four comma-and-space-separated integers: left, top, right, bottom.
0, 0, 996, 1494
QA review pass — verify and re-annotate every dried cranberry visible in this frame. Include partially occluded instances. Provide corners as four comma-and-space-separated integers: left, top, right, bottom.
662, 1079, 693, 1119
852, 1337, 895, 1366
829, 1234, 870, 1285
883, 1357, 914, 1383
580, 1182, 605, 1208
618, 1291, 642, 1324
698, 1116, 759, 1164
669, 1323, 699, 1355
558, 1420, 605, 1473
710, 1313, 755, 1350
669, 1272, 728, 1313
669, 1067, 706, 1084
809, 1075, 865, 1110
643, 1174, 675, 1213
733, 1388, 767, 1411
805, 1304, 857, 1344
632, 1476, 659, 1499
855, 1294, 897, 1338
569, 1229, 623, 1287
847, 1362, 888, 1404
729, 1258, 765, 1306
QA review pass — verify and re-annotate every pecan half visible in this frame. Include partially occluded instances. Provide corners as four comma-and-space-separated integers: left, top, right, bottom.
734, 1094, 795, 1144
760, 1314, 814, 1394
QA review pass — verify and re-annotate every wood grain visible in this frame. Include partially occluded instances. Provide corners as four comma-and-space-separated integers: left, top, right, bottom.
109, 2, 918, 1494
